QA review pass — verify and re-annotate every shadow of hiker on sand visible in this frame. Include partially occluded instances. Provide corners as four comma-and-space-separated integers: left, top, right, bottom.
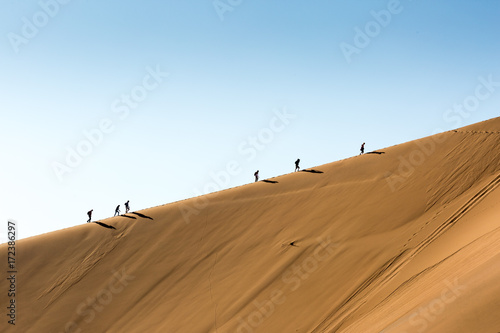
366, 151, 385, 155
301, 169, 324, 174
131, 212, 154, 220
94, 221, 116, 230
121, 215, 137, 219
262, 179, 279, 184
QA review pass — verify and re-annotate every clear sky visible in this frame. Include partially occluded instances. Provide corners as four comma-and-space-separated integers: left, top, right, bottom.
1, 0, 499, 241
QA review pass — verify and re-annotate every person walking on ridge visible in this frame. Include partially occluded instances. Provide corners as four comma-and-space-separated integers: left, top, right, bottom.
360, 142, 365, 155
114, 205, 121, 216
125, 200, 130, 214
87, 209, 93, 223
254, 170, 259, 182
295, 158, 300, 172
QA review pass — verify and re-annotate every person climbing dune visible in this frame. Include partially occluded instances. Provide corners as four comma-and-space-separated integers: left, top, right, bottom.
87, 209, 93, 223
125, 200, 130, 214
254, 170, 259, 182
114, 205, 121, 216
360, 142, 365, 155
295, 158, 300, 172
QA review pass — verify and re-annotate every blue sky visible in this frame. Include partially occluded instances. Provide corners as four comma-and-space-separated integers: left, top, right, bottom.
1, 0, 499, 240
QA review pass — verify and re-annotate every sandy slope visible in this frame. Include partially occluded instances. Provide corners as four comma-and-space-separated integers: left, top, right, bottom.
2, 118, 500, 333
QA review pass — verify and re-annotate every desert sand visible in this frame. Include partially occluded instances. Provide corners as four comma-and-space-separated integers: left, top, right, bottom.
2, 118, 500, 333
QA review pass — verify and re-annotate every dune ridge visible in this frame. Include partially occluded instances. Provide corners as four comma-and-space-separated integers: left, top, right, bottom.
2, 117, 500, 332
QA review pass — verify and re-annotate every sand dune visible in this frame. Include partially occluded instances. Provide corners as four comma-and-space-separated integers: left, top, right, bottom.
3, 118, 500, 332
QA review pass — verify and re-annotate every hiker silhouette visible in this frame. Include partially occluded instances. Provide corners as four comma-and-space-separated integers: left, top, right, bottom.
360, 142, 365, 155
254, 170, 259, 182
125, 200, 130, 214
87, 209, 93, 223
295, 158, 300, 172
114, 205, 120, 216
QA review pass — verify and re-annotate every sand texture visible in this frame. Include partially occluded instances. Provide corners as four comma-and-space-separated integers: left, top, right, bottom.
2, 118, 500, 333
